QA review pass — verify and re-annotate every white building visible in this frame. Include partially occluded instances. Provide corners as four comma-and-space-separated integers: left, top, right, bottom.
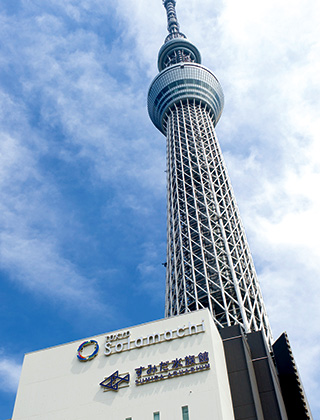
12, 309, 235, 420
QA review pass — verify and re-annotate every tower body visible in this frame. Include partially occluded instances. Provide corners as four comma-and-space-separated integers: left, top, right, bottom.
148, 0, 272, 345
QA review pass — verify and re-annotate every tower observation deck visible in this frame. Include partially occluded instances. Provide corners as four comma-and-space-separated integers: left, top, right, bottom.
148, 0, 272, 345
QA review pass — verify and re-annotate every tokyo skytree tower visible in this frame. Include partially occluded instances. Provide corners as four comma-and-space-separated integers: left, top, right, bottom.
148, 0, 272, 345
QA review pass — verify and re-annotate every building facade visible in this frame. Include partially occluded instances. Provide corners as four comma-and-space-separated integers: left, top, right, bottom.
12, 311, 235, 420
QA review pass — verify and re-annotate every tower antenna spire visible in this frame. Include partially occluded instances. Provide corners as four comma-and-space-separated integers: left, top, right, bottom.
163, 0, 186, 42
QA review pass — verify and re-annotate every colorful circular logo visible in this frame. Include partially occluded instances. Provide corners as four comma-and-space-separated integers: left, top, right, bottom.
77, 340, 99, 362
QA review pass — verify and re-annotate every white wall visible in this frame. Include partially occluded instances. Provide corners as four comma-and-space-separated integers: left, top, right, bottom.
12, 309, 235, 420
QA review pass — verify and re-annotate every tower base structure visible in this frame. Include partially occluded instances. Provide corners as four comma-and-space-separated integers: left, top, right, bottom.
11, 309, 312, 420
220, 325, 313, 420
273, 333, 313, 419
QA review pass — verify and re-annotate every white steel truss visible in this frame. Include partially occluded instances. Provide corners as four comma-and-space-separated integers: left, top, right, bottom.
164, 99, 272, 345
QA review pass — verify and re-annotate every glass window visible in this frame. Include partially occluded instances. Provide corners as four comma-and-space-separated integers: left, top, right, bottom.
125, 418, 132, 420
182, 406, 189, 420
153, 412, 160, 420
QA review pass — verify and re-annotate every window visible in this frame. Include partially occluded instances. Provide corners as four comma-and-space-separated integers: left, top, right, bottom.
153, 412, 160, 420
182, 405, 189, 420
125, 418, 132, 420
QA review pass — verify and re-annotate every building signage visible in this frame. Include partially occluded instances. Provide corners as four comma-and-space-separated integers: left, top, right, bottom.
77, 340, 99, 362
104, 320, 205, 357
100, 371, 130, 392
99, 351, 210, 392
76, 320, 205, 361
105, 330, 130, 342
135, 351, 210, 386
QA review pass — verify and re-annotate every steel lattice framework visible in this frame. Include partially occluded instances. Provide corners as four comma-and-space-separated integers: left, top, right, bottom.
164, 99, 271, 342
148, 0, 272, 345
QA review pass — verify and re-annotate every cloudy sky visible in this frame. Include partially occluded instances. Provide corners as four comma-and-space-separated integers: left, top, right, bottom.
1, 0, 319, 418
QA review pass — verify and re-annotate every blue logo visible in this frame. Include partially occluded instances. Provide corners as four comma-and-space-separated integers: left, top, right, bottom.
100, 371, 130, 391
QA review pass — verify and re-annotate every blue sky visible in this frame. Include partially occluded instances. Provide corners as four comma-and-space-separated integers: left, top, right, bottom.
1, 0, 319, 418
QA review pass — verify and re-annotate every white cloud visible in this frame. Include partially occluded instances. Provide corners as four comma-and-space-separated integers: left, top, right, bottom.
0, 1, 165, 318
0, 356, 22, 393
1, 232, 102, 309
0, 81, 106, 314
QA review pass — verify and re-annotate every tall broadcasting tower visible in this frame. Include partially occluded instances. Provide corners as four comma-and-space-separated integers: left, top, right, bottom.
148, 0, 272, 345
